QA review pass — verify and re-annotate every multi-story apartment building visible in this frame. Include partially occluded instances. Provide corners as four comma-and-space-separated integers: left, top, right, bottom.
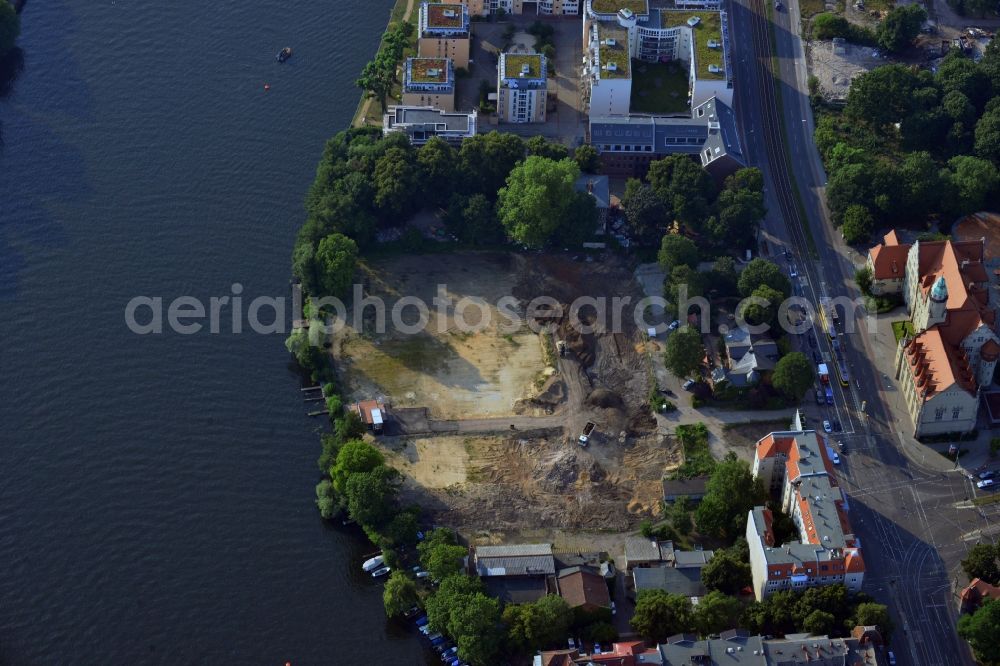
401, 57, 456, 111
497, 53, 548, 123
446, 0, 580, 15
418, 2, 471, 68
747, 431, 865, 601
582, 0, 733, 115
589, 95, 744, 180
382, 106, 478, 145
868, 231, 1000, 436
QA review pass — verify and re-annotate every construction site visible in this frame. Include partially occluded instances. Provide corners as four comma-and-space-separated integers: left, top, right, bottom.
332, 252, 681, 534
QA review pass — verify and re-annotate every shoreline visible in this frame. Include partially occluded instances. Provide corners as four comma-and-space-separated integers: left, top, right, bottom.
350, 0, 417, 128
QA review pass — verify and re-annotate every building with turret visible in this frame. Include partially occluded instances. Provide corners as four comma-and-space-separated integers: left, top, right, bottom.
868, 231, 1000, 436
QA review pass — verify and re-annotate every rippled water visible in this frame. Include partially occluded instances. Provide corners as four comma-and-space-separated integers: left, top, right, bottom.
0, 1, 428, 663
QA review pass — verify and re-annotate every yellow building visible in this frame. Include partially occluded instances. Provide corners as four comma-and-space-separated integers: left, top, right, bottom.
401, 58, 456, 112
418, 3, 471, 69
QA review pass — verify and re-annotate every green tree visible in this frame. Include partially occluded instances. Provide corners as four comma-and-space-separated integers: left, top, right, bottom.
711, 186, 766, 250
855, 266, 873, 296
738, 258, 791, 298
958, 599, 1000, 665
772, 353, 815, 401
315, 479, 337, 519
670, 496, 694, 535
742, 284, 784, 330
0, 0, 19, 57
502, 595, 575, 654
852, 602, 894, 640
658, 234, 699, 271
459, 131, 526, 198
574, 144, 601, 173
666, 265, 707, 305
876, 4, 927, 53
356, 59, 393, 112
325, 394, 343, 417
313, 233, 358, 299
373, 146, 418, 217
418, 528, 467, 581
417, 137, 458, 207
942, 155, 1000, 216
648, 154, 717, 231
383, 570, 419, 617
701, 548, 752, 595
497, 156, 581, 248
444, 192, 504, 245
841, 205, 875, 244
694, 591, 743, 636
812, 13, 852, 40
709, 256, 739, 297
381, 508, 420, 547
664, 325, 705, 379
631, 590, 695, 642
696, 453, 765, 539
962, 543, 1000, 584
846, 65, 927, 129
345, 465, 399, 530
526, 135, 570, 161
427, 575, 504, 666
937, 51, 993, 109
976, 107, 1000, 165
802, 609, 837, 636
898, 151, 943, 217
330, 439, 385, 495
624, 179, 670, 245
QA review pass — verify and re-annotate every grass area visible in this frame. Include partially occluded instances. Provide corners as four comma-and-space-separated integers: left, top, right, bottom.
799, 0, 829, 18
972, 492, 1000, 507
721, 418, 792, 432
891, 320, 916, 342
630, 60, 690, 114
670, 422, 717, 479
503, 53, 544, 80
662, 10, 724, 80
598, 22, 631, 78
592, 0, 649, 14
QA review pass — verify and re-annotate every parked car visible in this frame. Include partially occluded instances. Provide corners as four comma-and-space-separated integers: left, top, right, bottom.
977, 479, 996, 490
668, 320, 680, 331
816, 389, 824, 405
979, 470, 996, 480
823, 420, 832, 433
682, 379, 696, 391
830, 451, 841, 465
789, 264, 796, 277
611, 601, 617, 615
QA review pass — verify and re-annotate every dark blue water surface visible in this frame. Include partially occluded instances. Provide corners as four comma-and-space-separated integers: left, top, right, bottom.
0, 2, 427, 663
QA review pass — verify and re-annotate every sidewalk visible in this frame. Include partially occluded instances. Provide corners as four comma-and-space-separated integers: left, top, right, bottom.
863, 308, 992, 475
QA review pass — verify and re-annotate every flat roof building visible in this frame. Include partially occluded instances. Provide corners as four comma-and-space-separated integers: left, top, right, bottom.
383, 105, 477, 145
402, 57, 456, 111
498, 52, 548, 124
418, 2, 471, 68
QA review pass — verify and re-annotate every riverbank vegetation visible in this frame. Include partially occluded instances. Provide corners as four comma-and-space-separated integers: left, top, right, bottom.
814, 43, 1000, 244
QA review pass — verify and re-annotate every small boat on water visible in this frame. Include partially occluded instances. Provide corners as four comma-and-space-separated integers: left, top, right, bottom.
276, 47, 293, 63
371, 566, 391, 578
362, 554, 384, 572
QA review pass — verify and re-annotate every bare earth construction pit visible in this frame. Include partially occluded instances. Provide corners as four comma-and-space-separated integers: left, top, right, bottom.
333, 253, 681, 533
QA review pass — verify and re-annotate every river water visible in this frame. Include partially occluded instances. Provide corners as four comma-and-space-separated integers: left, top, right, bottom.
0, 1, 428, 663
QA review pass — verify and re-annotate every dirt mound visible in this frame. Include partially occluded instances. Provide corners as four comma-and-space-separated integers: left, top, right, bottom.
534, 378, 567, 405
532, 446, 602, 493
586, 388, 624, 409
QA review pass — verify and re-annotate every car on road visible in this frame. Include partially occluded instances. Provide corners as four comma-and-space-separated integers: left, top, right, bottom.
979, 470, 996, 480
668, 320, 680, 331
977, 479, 996, 490
789, 264, 797, 278
823, 420, 832, 433
816, 389, 824, 405
682, 379, 696, 391
611, 601, 617, 615
830, 450, 841, 465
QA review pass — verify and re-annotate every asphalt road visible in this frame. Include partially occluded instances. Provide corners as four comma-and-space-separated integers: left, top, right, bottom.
725, 0, 993, 662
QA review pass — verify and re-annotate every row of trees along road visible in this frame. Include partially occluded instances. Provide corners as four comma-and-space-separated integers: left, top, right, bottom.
815, 38, 1000, 243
